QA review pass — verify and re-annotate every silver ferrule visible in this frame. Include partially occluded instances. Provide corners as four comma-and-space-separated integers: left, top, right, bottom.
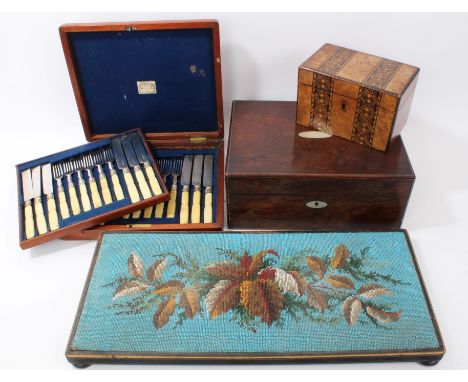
97, 164, 105, 177
77, 171, 85, 184
194, 184, 201, 192
47, 193, 54, 200
205, 186, 213, 194
56, 178, 64, 192
24, 199, 32, 207
182, 184, 190, 192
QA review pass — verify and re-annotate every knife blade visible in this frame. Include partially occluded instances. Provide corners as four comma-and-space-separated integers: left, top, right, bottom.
111, 137, 141, 209
122, 135, 152, 199
122, 135, 152, 219
202, 155, 213, 223
180, 155, 193, 224
130, 132, 163, 196
190, 155, 203, 223
21, 169, 35, 239
42, 163, 59, 231
32, 166, 48, 234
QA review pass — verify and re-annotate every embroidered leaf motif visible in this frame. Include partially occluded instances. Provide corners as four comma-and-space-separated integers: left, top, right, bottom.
288, 271, 309, 295
128, 252, 145, 278
366, 306, 401, 323
331, 244, 350, 269
205, 280, 241, 319
274, 268, 299, 295
146, 258, 167, 282
153, 296, 176, 329
258, 267, 276, 281
342, 296, 362, 326
306, 256, 327, 278
307, 287, 328, 312
206, 262, 244, 280
113, 279, 150, 300
357, 284, 390, 299
152, 280, 184, 296
326, 275, 355, 290
248, 250, 279, 277
240, 254, 252, 273
240, 279, 284, 325
258, 268, 299, 295
179, 287, 201, 319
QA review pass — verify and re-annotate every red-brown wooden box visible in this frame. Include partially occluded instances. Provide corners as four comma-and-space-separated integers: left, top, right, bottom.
226, 101, 415, 230
59, 20, 224, 239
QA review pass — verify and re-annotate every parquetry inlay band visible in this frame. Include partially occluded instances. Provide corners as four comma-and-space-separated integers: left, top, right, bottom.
351, 59, 401, 146
351, 87, 382, 146
316, 46, 357, 75
363, 59, 402, 89
310, 73, 334, 133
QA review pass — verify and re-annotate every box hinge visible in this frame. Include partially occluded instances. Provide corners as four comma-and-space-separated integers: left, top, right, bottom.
189, 136, 207, 144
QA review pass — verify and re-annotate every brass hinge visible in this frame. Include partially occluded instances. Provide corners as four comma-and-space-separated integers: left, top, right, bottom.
189, 136, 207, 144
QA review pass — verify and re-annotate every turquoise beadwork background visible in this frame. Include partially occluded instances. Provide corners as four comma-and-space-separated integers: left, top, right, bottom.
71, 232, 440, 354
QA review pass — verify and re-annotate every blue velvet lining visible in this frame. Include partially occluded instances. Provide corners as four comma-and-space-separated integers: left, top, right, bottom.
106, 148, 218, 225
68, 29, 218, 135
17, 132, 161, 242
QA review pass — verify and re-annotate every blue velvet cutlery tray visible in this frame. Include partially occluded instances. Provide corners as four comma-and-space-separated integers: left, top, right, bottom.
16, 129, 168, 249
66, 231, 444, 367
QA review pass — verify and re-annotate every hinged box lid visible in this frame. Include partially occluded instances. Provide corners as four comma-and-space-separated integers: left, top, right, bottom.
60, 20, 224, 143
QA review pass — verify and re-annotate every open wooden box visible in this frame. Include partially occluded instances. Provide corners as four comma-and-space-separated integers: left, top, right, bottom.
59, 20, 224, 239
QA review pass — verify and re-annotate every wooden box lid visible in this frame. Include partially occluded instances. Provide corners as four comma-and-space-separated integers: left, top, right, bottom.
60, 20, 224, 143
226, 101, 414, 180
298, 43, 419, 113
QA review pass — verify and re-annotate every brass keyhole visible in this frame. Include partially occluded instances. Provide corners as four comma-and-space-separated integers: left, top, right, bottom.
341, 100, 348, 112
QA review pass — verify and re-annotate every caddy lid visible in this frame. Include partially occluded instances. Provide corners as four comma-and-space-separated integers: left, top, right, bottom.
60, 20, 224, 142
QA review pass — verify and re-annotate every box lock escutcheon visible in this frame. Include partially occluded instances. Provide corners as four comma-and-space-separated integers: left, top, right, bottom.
341, 100, 348, 112
306, 200, 327, 209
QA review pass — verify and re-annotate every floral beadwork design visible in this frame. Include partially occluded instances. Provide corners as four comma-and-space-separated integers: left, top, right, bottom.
105, 244, 405, 332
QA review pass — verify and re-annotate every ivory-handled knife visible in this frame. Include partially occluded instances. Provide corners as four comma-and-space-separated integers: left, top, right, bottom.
122, 135, 152, 219
190, 155, 203, 224
32, 166, 48, 235
42, 163, 59, 231
130, 132, 163, 196
111, 137, 140, 219
180, 155, 193, 224
203, 155, 213, 224
21, 169, 35, 239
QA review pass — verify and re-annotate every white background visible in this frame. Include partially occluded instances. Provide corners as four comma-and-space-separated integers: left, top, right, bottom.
0, 12, 467, 370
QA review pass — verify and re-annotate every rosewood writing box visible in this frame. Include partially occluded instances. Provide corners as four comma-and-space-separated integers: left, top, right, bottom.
59, 20, 224, 239
226, 101, 415, 230
66, 231, 444, 367
296, 43, 419, 151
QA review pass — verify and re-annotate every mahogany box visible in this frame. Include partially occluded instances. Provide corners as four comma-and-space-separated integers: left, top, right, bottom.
226, 101, 415, 230
59, 20, 225, 239
296, 43, 419, 151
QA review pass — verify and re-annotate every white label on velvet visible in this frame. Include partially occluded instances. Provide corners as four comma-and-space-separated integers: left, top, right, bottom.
137, 81, 157, 95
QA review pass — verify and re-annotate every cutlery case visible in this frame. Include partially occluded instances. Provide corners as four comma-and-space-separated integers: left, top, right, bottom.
59, 20, 225, 239
66, 230, 444, 367
16, 129, 168, 249
226, 101, 415, 230
296, 43, 419, 151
